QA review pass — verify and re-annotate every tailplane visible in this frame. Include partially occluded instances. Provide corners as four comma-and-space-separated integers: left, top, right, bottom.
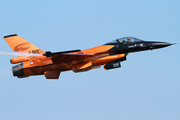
4, 34, 45, 54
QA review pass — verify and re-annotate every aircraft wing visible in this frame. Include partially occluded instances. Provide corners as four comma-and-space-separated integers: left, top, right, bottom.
49, 53, 94, 63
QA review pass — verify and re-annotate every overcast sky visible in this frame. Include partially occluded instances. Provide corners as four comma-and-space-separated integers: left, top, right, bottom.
0, 0, 180, 120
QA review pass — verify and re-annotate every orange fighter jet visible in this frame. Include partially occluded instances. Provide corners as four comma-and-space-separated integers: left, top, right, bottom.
4, 34, 173, 79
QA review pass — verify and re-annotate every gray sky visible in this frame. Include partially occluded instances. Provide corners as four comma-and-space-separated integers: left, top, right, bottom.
0, 0, 180, 120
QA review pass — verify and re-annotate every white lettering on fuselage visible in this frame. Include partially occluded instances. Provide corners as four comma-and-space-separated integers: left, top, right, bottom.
128, 45, 136, 48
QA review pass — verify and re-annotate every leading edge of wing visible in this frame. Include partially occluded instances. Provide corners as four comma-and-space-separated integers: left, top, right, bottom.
43, 50, 81, 57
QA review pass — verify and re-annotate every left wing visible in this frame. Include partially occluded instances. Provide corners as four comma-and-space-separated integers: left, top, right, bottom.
42, 50, 94, 63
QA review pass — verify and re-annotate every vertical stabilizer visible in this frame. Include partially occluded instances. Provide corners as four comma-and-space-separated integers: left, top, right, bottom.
4, 34, 45, 54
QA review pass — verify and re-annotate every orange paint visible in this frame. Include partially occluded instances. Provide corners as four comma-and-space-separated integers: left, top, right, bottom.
81, 45, 114, 54
93, 54, 125, 66
4, 35, 45, 54
4, 34, 125, 79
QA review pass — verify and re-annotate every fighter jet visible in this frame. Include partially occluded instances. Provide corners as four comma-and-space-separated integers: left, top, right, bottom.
4, 34, 173, 79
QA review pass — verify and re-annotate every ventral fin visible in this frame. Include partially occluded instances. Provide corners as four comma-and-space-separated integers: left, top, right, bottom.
44, 71, 61, 79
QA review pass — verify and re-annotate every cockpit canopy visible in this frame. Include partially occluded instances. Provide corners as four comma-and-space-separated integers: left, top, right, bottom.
108, 37, 143, 44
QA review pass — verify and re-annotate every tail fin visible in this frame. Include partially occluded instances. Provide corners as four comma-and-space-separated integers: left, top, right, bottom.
4, 34, 45, 54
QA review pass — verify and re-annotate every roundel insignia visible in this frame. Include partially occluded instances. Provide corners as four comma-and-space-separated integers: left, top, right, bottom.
30, 61, 34, 64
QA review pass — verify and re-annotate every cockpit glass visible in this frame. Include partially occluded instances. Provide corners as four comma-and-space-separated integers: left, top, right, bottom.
109, 40, 119, 44
134, 38, 142, 42
108, 37, 143, 44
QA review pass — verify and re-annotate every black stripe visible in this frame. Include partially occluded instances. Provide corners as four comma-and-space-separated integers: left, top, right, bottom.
44, 49, 81, 57
4, 34, 18, 38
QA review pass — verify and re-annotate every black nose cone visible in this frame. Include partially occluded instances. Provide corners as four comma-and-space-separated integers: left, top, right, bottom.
150, 42, 173, 49
151, 42, 172, 46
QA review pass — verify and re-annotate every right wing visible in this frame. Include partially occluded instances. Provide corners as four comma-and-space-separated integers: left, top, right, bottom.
50, 53, 94, 63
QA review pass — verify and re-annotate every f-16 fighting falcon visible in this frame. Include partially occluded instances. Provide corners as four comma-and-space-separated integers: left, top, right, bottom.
4, 34, 173, 79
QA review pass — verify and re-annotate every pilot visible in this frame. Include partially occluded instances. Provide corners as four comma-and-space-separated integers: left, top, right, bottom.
127, 37, 131, 43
